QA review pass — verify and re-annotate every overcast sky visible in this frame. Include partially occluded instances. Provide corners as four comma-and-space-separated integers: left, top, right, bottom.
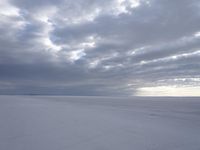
0, 0, 200, 96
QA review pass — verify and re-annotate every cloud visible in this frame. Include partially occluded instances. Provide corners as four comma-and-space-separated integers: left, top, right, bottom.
0, 0, 200, 96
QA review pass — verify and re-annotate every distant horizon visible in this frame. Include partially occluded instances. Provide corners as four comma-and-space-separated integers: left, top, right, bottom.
1, 94, 200, 98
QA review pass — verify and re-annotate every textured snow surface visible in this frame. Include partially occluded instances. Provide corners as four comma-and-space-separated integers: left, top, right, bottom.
0, 96, 200, 150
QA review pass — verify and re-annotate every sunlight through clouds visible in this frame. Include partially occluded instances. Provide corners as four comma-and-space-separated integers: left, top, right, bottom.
137, 86, 200, 96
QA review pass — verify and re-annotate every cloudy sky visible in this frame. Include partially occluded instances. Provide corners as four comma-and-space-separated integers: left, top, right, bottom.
0, 0, 200, 96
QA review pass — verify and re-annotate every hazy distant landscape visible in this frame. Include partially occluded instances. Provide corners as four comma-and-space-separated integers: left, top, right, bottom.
1, 0, 200, 149
0, 96, 200, 150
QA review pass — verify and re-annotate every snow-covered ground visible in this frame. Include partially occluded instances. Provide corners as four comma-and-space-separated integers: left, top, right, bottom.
0, 96, 200, 150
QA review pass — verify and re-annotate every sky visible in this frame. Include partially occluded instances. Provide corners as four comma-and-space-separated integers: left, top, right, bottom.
0, 0, 200, 96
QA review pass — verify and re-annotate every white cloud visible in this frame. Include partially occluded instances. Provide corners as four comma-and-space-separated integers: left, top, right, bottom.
67, 49, 86, 63
0, 0, 20, 17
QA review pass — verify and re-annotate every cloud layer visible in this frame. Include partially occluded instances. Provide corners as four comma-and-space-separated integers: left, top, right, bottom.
0, 0, 200, 96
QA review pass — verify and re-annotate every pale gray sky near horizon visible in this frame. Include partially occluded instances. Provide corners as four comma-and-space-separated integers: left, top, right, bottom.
0, 0, 200, 96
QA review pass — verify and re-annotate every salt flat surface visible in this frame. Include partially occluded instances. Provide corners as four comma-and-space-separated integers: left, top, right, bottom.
0, 96, 200, 150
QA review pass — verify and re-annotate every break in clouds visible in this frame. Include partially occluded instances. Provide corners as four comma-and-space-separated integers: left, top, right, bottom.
0, 0, 200, 96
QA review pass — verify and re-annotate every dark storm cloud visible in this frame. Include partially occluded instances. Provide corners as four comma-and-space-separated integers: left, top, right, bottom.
0, 0, 200, 95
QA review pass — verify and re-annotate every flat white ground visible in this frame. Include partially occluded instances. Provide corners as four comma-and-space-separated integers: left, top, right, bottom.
0, 96, 200, 150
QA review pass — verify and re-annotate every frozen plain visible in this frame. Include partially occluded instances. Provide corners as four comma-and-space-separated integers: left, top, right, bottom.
0, 96, 200, 150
